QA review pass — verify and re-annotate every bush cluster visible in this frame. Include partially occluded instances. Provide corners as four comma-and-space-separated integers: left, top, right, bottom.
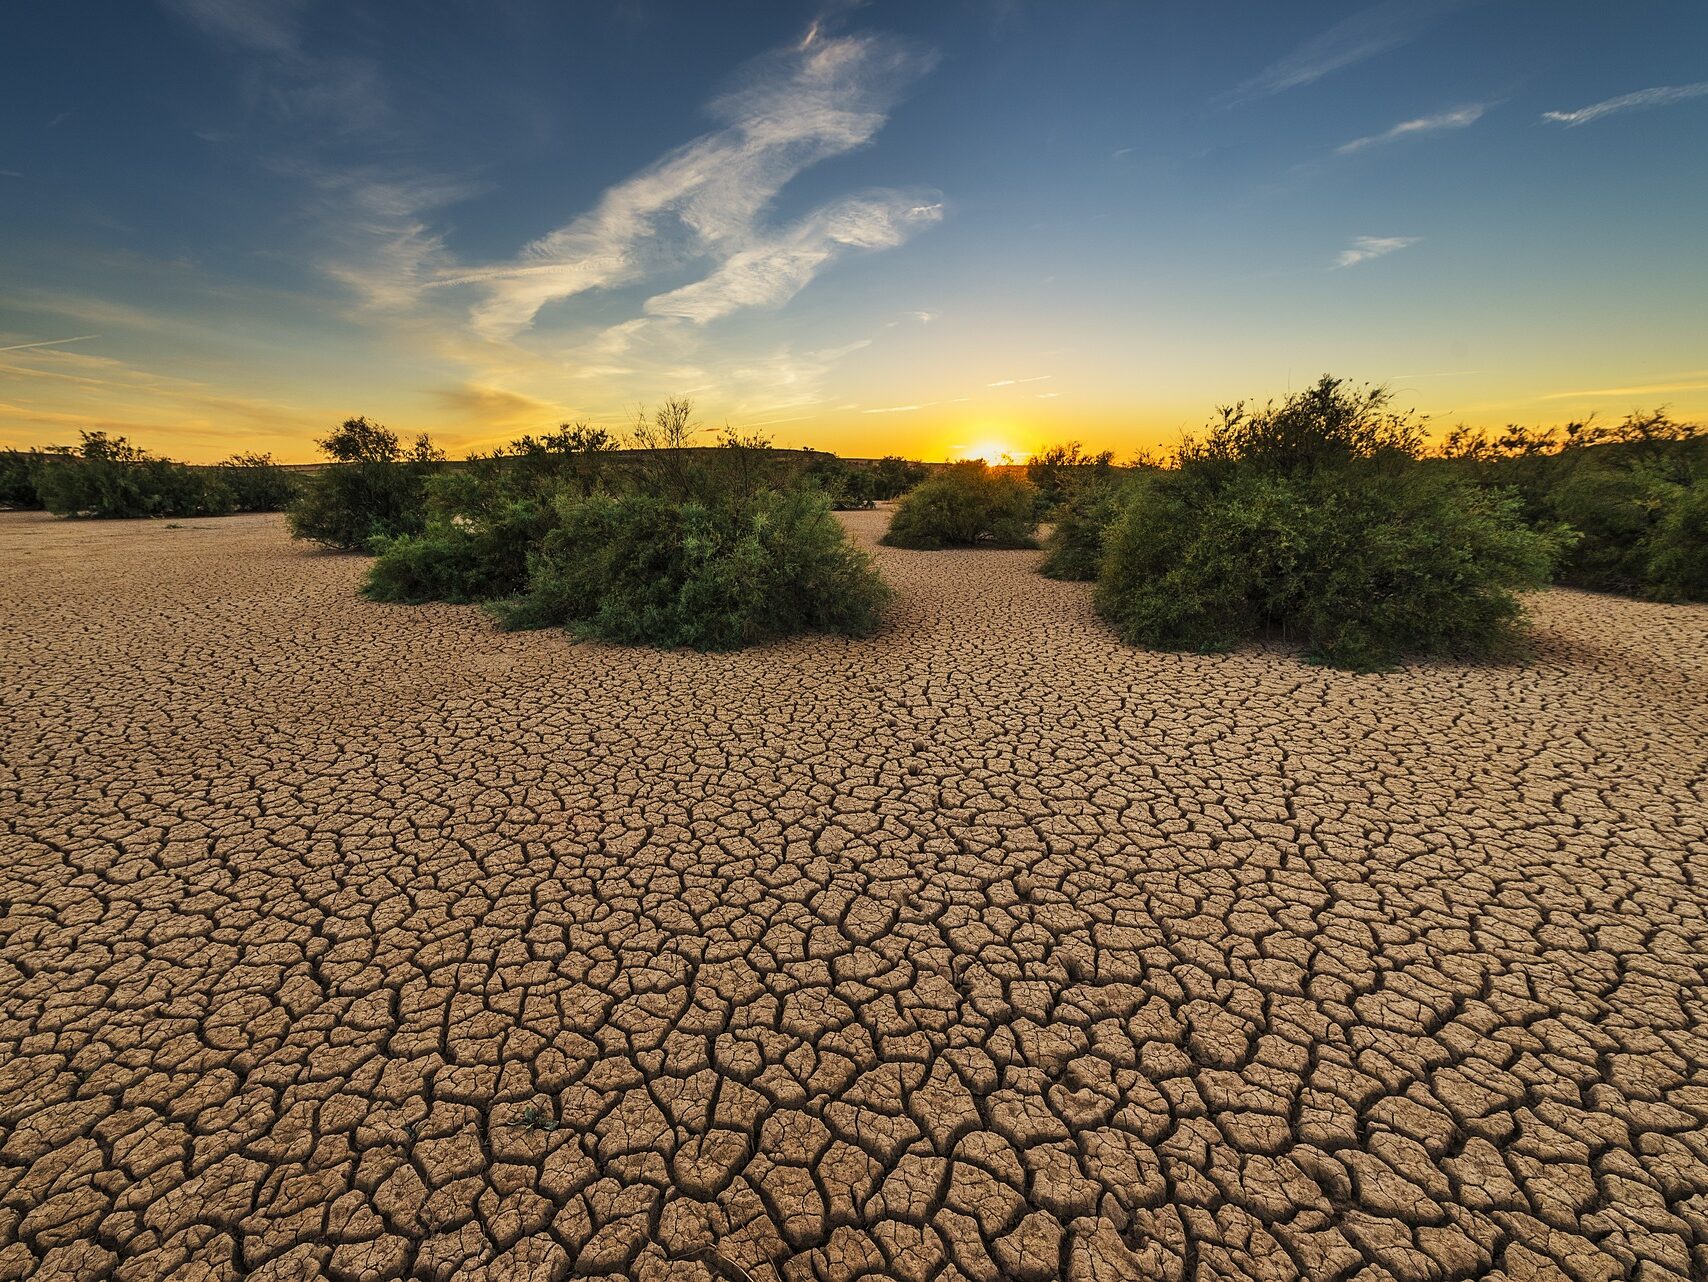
360, 401, 893, 650
31, 433, 227, 518
494, 488, 889, 649
4, 433, 300, 519
881, 461, 1039, 550
289, 417, 445, 550
1, 450, 44, 509
1437, 411, 1704, 600
216, 453, 300, 513
1083, 377, 1565, 670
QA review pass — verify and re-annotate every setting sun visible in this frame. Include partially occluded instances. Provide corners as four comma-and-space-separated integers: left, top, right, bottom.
958, 439, 1022, 465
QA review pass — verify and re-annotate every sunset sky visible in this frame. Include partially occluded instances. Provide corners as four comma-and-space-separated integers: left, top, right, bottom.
3, 1, 1706, 463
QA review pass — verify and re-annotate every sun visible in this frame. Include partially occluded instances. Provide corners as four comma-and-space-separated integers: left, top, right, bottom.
961, 439, 1018, 465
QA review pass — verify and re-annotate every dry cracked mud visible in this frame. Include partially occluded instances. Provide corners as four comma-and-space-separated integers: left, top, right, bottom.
2, 507, 1706, 1282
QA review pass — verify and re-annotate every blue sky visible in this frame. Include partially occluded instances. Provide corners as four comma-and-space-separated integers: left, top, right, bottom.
2, 0, 1706, 461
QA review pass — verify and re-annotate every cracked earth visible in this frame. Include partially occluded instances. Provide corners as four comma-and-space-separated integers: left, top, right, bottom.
1, 508, 1706, 1282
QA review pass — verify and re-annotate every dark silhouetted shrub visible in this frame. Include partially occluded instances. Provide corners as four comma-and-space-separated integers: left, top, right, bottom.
1026, 442, 1114, 516
1094, 377, 1566, 670
216, 453, 299, 513
495, 487, 890, 649
36, 432, 236, 518
881, 461, 1039, 550
870, 455, 929, 499
0, 450, 43, 509
288, 417, 443, 550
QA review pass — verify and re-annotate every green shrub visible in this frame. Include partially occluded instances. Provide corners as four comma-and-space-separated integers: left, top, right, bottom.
216, 453, 299, 512
1645, 483, 1708, 601
871, 455, 929, 500
366, 499, 552, 604
288, 417, 443, 550
1039, 471, 1133, 580
1026, 442, 1114, 517
1094, 377, 1566, 670
1097, 466, 1563, 670
36, 432, 236, 518
496, 488, 889, 650
1544, 465, 1665, 593
0, 450, 43, 509
800, 453, 879, 509
881, 461, 1039, 550
1436, 408, 1704, 599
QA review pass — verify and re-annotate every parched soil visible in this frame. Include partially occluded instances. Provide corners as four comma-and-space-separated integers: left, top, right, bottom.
2, 508, 1706, 1282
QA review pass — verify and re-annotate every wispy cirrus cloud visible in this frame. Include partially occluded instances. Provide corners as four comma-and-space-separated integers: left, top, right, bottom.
1540, 375, 1708, 400
1337, 103, 1487, 154
453, 30, 939, 341
1541, 81, 1708, 127
642, 194, 942, 325
1335, 235, 1420, 268
0, 335, 98, 354
1229, 0, 1475, 102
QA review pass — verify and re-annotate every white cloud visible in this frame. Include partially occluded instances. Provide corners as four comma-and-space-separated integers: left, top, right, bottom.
1335, 235, 1420, 268
456, 32, 939, 340
1541, 81, 1708, 127
1337, 104, 1487, 154
642, 193, 942, 324
987, 375, 1051, 387
862, 402, 933, 414
0, 335, 97, 354
1230, 0, 1472, 101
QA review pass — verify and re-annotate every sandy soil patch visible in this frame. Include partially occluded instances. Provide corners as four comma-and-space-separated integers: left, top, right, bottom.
2, 508, 1705, 1281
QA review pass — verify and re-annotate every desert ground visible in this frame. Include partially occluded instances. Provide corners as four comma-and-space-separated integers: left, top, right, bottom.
1, 507, 1705, 1282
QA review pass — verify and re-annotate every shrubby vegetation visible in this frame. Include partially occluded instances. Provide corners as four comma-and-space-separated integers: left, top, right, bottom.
289, 417, 445, 550
494, 488, 889, 649
365, 422, 616, 603
0, 450, 44, 509
362, 399, 892, 650
881, 461, 1039, 550
2, 436, 299, 518
800, 452, 880, 509
217, 453, 299, 513
1089, 377, 1566, 670
1437, 410, 1704, 600
871, 455, 930, 499
34, 432, 237, 518
1026, 442, 1115, 516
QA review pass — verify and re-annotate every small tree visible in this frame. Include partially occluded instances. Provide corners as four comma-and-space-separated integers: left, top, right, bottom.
289, 417, 443, 549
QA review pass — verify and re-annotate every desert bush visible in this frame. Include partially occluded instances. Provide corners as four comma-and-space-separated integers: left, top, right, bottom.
495, 487, 889, 649
36, 431, 236, 518
1094, 377, 1565, 669
366, 483, 558, 604
289, 417, 443, 550
800, 452, 879, 509
1027, 442, 1115, 516
1439, 408, 1703, 598
1645, 482, 1708, 601
216, 452, 299, 512
1098, 466, 1563, 670
1039, 471, 1130, 580
0, 450, 43, 509
870, 455, 929, 499
881, 461, 1039, 550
